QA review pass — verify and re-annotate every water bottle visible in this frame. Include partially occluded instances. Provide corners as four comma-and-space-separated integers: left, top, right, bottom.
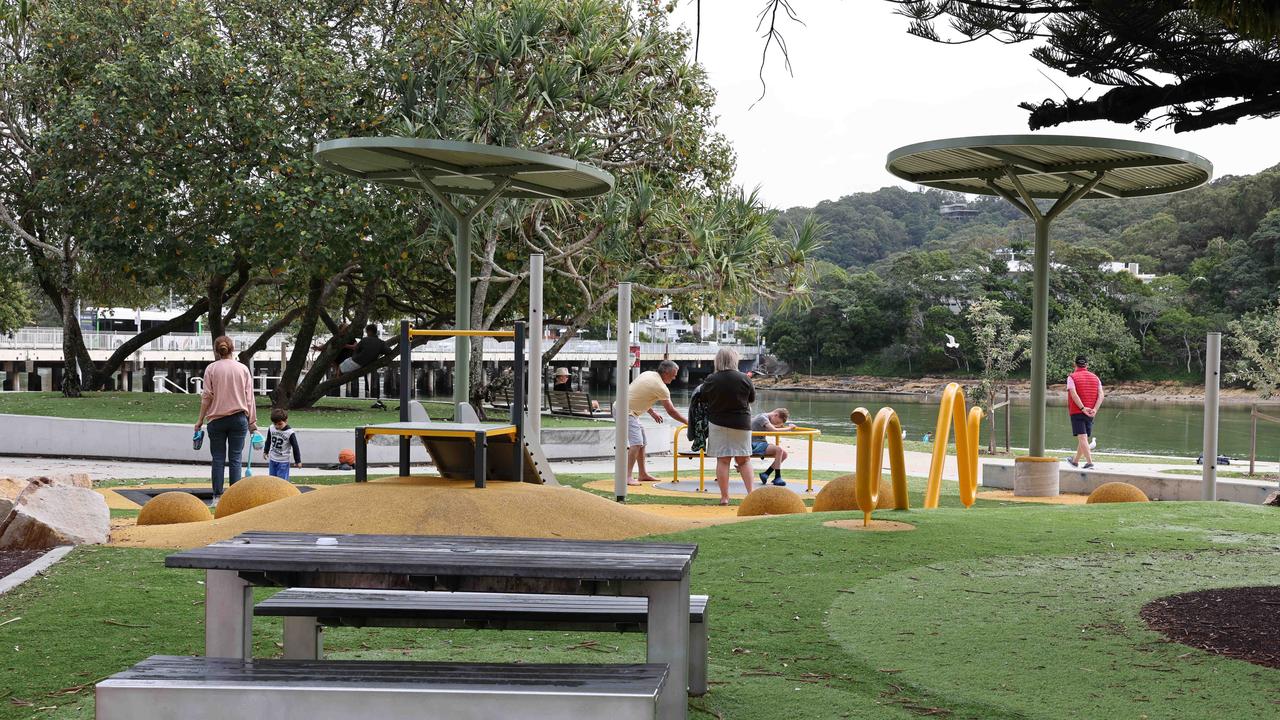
193, 429, 204, 450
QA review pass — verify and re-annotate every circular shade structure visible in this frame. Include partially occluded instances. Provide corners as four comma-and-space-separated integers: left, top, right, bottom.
315, 137, 614, 406
887, 135, 1211, 463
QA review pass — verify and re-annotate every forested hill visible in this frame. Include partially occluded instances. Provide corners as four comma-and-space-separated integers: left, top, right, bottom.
778, 164, 1280, 293
765, 163, 1280, 381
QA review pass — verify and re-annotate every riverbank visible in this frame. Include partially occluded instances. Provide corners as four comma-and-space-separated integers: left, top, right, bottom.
752, 374, 1276, 405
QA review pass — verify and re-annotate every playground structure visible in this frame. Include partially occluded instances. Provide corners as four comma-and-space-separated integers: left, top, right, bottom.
846, 382, 983, 525
671, 425, 823, 492
351, 321, 557, 488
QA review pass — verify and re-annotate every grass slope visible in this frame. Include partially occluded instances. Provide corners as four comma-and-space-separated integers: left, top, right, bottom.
1, 498, 1276, 718
0, 392, 603, 428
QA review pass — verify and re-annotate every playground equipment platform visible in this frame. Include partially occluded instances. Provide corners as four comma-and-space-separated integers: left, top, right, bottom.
355, 422, 525, 488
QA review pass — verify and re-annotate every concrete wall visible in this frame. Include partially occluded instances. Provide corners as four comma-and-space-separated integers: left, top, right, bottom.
0, 414, 666, 464
982, 461, 1275, 505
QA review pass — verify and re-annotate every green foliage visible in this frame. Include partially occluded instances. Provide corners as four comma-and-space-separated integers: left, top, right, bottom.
1227, 300, 1280, 398
966, 299, 1028, 410
1048, 303, 1141, 380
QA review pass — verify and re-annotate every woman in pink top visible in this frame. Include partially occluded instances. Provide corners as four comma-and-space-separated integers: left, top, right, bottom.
193, 336, 258, 499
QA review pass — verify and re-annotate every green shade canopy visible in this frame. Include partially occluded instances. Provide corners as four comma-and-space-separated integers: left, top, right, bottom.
314, 136, 615, 200
886, 134, 1211, 463
886, 135, 1211, 200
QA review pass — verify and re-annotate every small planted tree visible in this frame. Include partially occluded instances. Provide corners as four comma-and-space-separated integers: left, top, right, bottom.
966, 298, 1028, 414
1227, 300, 1280, 399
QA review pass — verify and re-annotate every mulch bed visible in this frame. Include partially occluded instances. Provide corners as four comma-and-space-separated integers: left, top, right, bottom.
0, 549, 45, 580
1141, 586, 1280, 669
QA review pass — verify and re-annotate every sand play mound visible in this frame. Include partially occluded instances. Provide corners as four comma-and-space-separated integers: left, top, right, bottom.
111, 477, 691, 549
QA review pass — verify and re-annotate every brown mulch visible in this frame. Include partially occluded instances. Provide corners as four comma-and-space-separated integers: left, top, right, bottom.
1141, 586, 1280, 669
0, 549, 45, 580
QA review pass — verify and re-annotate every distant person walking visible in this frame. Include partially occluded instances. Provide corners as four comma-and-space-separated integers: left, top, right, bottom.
1066, 354, 1103, 469
194, 336, 258, 502
701, 348, 756, 505
623, 360, 687, 486
751, 408, 794, 486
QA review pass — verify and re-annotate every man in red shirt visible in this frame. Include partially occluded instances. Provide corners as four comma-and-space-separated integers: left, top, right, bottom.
1066, 354, 1104, 469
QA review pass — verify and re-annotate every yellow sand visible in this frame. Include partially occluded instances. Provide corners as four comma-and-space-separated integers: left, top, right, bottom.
976, 489, 1090, 505
97, 482, 210, 510
822, 519, 917, 532
110, 476, 692, 549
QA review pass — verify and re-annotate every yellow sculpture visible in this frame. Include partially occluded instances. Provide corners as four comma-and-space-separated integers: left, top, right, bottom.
850, 406, 909, 526
925, 383, 983, 509
847, 382, 982, 526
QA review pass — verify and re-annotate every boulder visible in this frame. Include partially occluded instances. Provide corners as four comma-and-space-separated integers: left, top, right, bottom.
0, 476, 30, 520
1264, 490, 1280, 507
25, 473, 93, 489
0, 483, 109, 549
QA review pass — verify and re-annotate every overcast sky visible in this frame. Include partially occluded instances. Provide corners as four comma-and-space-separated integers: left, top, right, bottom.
669, 1, 1280, 210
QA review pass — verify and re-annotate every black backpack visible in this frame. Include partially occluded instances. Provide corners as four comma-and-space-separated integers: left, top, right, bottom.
686, 383, 710, 453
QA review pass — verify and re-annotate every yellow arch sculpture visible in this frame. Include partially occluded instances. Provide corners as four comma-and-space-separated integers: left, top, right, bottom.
925, 383, 984, 509
850, 406, 909, 526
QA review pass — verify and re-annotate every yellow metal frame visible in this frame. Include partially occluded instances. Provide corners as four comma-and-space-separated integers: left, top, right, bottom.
408, 328, 516, 338
363, 425, 517, 439
849, 407, 910, 526
925, 383, 983, 509
672, 425, 822, 492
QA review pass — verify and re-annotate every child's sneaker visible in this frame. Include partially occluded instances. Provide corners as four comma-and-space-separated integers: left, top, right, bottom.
771, 477, 787, 487
759, 469, 772, 485
1083, 462, 1094, 469
1066, 458, 1078, 468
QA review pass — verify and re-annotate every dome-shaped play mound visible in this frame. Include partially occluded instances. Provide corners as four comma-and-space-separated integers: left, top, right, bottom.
214, 475, 301, 519
1087, 482, 1149, 504
812, 474, 896, 512
111, 476, 691, 549
738, 486, 807, 517
137, 491, 213, 526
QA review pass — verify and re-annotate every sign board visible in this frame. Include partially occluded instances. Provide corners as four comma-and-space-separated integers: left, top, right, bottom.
630, 344, 641, 368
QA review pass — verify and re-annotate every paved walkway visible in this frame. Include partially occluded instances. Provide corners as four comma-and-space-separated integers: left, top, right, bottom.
1, 437, 1272, 485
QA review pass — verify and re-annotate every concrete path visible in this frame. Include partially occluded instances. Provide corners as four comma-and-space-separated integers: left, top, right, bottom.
1, 436, 1273, 485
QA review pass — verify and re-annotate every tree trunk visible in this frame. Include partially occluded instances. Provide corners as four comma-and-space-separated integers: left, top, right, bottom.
206, 273, 227, 340
287, 272, 382, 409
59, 285, 82, 397
271, 277, 326, 409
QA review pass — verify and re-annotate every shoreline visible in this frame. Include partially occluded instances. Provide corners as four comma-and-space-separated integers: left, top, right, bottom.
751, 374, 1277, 406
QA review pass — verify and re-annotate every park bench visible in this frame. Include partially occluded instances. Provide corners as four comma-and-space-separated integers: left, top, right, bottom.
548, 389, 613, 417
96, 654, 667, 720
488, 386, 549, 411
256, 588, 710, 696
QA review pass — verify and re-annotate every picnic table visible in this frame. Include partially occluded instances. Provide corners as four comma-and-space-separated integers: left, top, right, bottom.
165, 531, 698, 720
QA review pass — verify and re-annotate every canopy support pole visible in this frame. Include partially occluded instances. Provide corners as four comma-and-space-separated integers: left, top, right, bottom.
414, 172, 511, 408
992, 170, 1104, 457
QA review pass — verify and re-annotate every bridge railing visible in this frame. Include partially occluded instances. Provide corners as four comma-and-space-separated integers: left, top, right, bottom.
2, 327, 759, 359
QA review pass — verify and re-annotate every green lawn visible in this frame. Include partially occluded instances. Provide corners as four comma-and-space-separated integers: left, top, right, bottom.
2, 492, 1276, 718
0, 392, 605, 429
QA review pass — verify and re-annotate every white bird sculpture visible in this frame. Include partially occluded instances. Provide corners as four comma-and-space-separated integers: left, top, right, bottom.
944, 333, 960, 349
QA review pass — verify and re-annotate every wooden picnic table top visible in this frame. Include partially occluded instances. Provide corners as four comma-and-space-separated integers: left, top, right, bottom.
165, 531, 698, 582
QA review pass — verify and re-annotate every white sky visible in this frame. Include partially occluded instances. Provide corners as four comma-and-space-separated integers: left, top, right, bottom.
669, 1, 1280, 210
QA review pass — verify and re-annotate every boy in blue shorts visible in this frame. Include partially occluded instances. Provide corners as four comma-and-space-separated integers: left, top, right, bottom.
751, 408, 794, 486
264, 408, 302, 480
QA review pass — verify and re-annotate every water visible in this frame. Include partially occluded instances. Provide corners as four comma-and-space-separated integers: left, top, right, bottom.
665, 387, 1280, 460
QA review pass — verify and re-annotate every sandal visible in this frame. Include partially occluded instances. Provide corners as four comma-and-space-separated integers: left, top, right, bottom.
718, 499, 731, 506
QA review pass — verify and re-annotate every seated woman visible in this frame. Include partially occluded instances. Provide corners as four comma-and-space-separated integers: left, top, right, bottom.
552, 367, 599, 411
751, 407, 794, 486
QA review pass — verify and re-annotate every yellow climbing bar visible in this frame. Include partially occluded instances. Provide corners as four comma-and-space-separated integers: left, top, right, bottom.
672, 425, 822, 491
408, 329, 516, 338
850, 407, 909, 526
926, 382, 984, 509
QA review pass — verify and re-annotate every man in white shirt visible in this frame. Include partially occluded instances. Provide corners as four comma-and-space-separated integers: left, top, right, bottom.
623, 360, 688, 485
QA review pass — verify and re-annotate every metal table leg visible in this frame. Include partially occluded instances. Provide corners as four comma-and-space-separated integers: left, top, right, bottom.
204, 569, 252, 658
355, 427, 367, 483
474, 431, 487, 488
625, 576, 690, 720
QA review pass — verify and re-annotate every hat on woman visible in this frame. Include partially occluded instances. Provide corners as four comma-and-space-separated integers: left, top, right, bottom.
554, 367, 569, 377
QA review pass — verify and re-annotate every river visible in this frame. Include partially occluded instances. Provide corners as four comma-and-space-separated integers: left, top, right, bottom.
664, 388, 1280, 460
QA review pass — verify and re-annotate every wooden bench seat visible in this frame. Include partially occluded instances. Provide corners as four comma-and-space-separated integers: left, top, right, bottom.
96, 655, 667, 720
548, 390, 612, 417
256, 588, 709, 696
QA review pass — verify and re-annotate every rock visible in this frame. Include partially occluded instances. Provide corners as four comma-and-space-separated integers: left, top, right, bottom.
0, 483, 109, 549
0, 476, 31, 523
1264, 490, 1280, 507
24, 473, 93, 489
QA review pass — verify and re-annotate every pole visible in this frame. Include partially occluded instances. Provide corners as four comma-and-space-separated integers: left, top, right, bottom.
399, 320, 411, 475
614, 283, 632, 502
1004, 385, 1011, 452
527, 254, 544, 439
1202, 331, 1221, 501
1250, 406, 1257, 476
454, 219, 471, 408
1029, 216, 1050, 457
512, 321, 525, 484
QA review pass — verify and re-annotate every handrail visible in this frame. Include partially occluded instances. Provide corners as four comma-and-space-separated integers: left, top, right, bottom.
159, 377, 187, 394
672, 424, 822, 492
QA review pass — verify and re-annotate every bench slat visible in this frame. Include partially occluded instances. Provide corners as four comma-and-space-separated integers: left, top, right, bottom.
256, 589, 707, 624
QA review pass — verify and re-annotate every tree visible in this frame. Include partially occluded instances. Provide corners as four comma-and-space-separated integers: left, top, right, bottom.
1227, 300, 1280, 398
1047, 303, 1140, 380
966, 298, 1029, 413
888, 1, 1280, 132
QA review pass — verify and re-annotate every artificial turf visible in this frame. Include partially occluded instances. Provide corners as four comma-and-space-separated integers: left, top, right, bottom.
0, 494, 1276, 718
